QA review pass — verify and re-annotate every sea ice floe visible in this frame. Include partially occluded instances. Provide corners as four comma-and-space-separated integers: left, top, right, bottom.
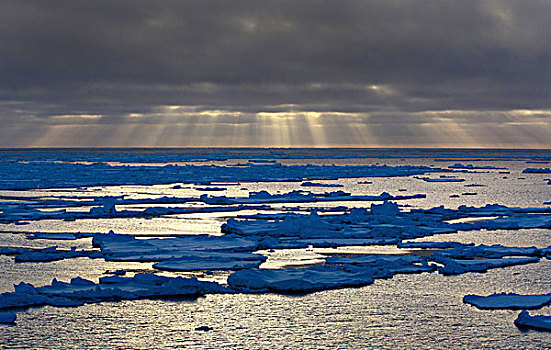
0, 312, 16, 324
325, 254, 437, 276
27, 233, 77, 240
295, 238, 399, 248
435, 257, 539, 275
514, 310, 551, 331
14, 246, 101, 262
414, 176, 465, 182
93, 232, 259, 261
227, 266, 375, 293
300, 181, 344, 188
154, 259, 263, 271
448, 163, 506, 170
431, 244, 541, 259
463, 292, 551, 310
397, 241, 473, 249
522, 168, 551, 174
152, 251, 266, 271
0, 274, 226, 311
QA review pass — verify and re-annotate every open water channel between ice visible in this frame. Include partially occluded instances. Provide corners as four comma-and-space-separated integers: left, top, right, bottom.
0, 148, 550, 349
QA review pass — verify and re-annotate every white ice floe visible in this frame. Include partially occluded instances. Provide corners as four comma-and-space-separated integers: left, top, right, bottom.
28, 233, 77, 240
448, 163, 506, 170
0, 274, 226, 312
295, 238, 399, 248
14, 246, 101, 262
515, 310, 551, 331
227, 252, 437, 293
227, 266, 375, 293
154, 259, 262, 271
397, 241, 473, 249
432, 244, 540, 259
522, 168, 551, 174
152, 251, 266, 271
93, 231, 259, 261
463, 292, 551, 310
300, 181, 344, 188
435, 257, 539, 275
414, 176, 465, 182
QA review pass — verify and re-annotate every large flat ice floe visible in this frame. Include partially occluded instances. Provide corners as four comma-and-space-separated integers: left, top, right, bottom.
0, 274, 227, 311
152, 251, 266, 271
435, 257, 540, 275
227, 266, 375, 293
93, 232, 260, 262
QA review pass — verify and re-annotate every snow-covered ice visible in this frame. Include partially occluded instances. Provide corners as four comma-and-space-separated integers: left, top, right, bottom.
227, 266, 375, 293
0, 274, 227, 311
436, 257, 539, 275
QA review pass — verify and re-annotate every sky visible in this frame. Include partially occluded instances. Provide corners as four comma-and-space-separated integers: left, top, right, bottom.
1, 0, 550, 148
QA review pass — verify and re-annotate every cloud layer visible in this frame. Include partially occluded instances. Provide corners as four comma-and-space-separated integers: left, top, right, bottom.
1, 1, 550, 147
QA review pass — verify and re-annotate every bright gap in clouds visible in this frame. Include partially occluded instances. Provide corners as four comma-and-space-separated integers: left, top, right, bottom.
7, 107, 550, 148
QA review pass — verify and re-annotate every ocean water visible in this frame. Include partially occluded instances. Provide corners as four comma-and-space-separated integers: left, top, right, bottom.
0, 148, 550, 349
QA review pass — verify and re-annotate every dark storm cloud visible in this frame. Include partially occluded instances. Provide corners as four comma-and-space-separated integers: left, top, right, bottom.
0, 0, 550, 146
